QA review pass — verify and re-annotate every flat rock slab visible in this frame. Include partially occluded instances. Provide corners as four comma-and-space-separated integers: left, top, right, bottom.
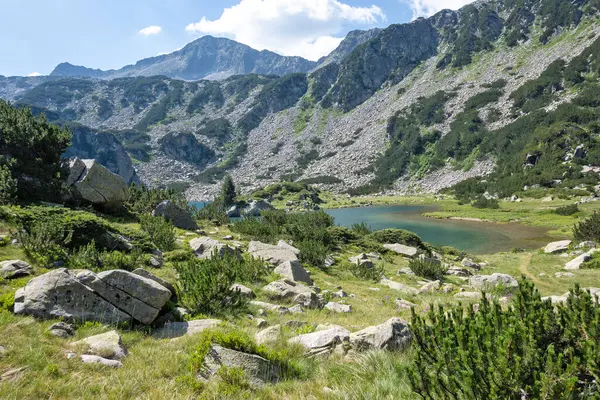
255, 325, 282, 345
380, 279, 418, 295
200, 345, 279, 387
80, 354, 123, 368
383, 244, 418, 257
97, 270, 172, 309
324, 302, 352, 313
289, 326, 350, 355
0, 260, 33, 279
544, 240, 572, 254
469, 274, 518, 291
248, 241, 299, 265
153, 319, 222, 339
71, 330, 127, 359
565, 249, 598, 270
132, 268, 176, 296
349, 317, 411, 351
274, 260, 313, 285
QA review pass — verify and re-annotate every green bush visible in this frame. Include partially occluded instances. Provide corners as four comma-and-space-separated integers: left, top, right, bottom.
126, 184, 189, 215
351, 222, 372, 236
367, 229, 425, 249
408, 258, 447, 280
327, 226, 359, 246
409, 281, 600, 398
67, 241, 147, 272
574, 212, 600, 243
0, 290, 15, 312
139, 214, 176, 252
16, 221, 72, 266
349, 261, 384, 282
554, 203, 579, 216
174, 251, 266, 316
0, 162, 17, 204
195, 200, 229, 226
472, 196, 500, 209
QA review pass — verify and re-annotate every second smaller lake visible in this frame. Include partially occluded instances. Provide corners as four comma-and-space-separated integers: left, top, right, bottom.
326, 205, 553, 254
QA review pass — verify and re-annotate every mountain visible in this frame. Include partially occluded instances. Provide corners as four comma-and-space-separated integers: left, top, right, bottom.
4, 0, 600, 201
50, 36, 318, 81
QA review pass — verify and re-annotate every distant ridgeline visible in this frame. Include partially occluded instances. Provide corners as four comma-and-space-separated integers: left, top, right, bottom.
1, 0, 600, 198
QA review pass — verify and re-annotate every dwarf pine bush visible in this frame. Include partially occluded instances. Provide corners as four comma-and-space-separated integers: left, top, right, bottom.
409, 280, 600, 399
574, 211, 600, 242
139, 214, 176, 251
409, 258, 447, 280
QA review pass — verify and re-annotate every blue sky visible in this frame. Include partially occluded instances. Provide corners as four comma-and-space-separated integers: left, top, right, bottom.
0, 0, 473, 77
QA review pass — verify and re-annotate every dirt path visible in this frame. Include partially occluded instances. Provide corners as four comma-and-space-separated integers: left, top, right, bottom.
518, 253, 536, 283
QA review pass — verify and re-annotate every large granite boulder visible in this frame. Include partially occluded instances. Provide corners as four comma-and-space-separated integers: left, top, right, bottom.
153, 319, 222, 339
469, 273, 519, 291
65, 158, 129, 207
273, 260, 313, 285
152, 200, 198, 231
14, 269, 132, 325
262, 279, 314, 301
383, 244, 418, 258
244, 200, 275, 217
248, 241, 298, 266
288, 326, 350, 356
0, 260, 33, 279
190, 237, 237, 259
544, 240, 571, 254
14, 268, 172, 325
565, 249, 598, 270
349, 318, 411, 352
380, 278, 418, 295
199, 345, 280, 387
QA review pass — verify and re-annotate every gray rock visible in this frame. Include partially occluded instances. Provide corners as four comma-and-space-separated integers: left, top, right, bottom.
71, 330, 127, 359
289, 326, 350, 356
565, 249, 598, 270
277, 240, 301, 255
248, 241, 298, 265
461, 258, 481, 269
14, 269, 132, 325
65, 158, 129, 206
397, 267, 415, 276
255, 325, 282, 345
395, 298, 416, 310
244, 200, 275, 217
48, 322, 75, 338
80, 354, 123, 368
230, 283, 255, 298
200, 345, 280, 386
132, 268, 176, 296
262, 279, 314, 301
324, 302, 352, 313
0, 260, 33, 279
226, 205, 241, 218
289, 304, 304, 314
0, 345, 6, 358
249, 301, 290, 314
274, 260, 313, 285
255, 318, 268, 329
383, 244, 418, 258
76, 270, 161, 325
293, 292, 322, 309
574, 144, 586, 159
577, 241, 595, 249
544, 240, 572, 254
152, 200, 198, 231
349, 318, 411, 351
190, 236, 238, 259
148, 257, 162, 268
446, 266, 472, 277
454, 291, 483, 299
96, 270, 172, 310
418, 280, 441, 294
153, 319, 222, 339
380, 278, 418, 295
555, 272, 574, 278
469, 274, 518, 291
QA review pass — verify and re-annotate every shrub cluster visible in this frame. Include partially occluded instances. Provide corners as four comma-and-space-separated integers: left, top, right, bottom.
139, 214, 176, 252
408, 258, 447, 280
409, 280, 600, 398
574, 211, 600, 243
554, 203, 579, 216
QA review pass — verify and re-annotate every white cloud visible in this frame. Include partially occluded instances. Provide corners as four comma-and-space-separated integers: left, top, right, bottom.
185, 0, 385, 61
27, 72, 42, 77
403, 0, 475, 18
139, 25, 162, 36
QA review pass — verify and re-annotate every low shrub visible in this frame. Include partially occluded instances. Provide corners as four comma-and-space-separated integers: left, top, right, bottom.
349, 261, 384, 282
139, 214, 176, 251
367, 229, 425, 249
554, 203, 579, 216
195, 201, 229, 226
327, 226, 359, 246
409, 281, 600, 398
408, 258, 447, 280
472, 196, 500, 209
16, 221, 71, 266
351, 222, 372, 236
67, 241, 147, 272
174, 251, 267, 316
126, 184, 189, 215
0, 290, 15, 312
574, 212, 600, 242
0, 162, 17, 204
297, 239, 329, 268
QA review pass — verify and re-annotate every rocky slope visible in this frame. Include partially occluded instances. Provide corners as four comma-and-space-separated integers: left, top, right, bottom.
50, 36, 317, 81
2, 0, 600, 200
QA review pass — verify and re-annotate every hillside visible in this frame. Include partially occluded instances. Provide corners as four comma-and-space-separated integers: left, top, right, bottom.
2, 0, 600, 202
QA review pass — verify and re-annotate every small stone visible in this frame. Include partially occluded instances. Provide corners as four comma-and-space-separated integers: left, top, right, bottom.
71, 331, 127, 359
441, 284, 455, 294
223, 235, 234, 240
0, 260, 33, 279
395, 298, 416, 310
230, 283, 255, 298
461, 258, 481, 269
256, 325, 282, 345
148, 257, 162, 268
332, 290, 348, 298
555, 272, 575, 278
48, 322, 75, 338
0, 345, 6, 357
153, 319, 222, 340
80, 354, 123, 368
289, 304, 304, 314
397, 267, 415, 275
324, 302, 352, 313
418, 280, 441, 294
255, 319, 268, 328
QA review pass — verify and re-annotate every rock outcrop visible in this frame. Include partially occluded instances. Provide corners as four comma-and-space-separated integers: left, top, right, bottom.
289, 326, 351, 357
349, 318, 411, 352
273, 260, 313, 285
65, 158, 129, 207
544, 240, 572, 254
248, 241, 299, 266
469, 274, 519, 291
0, 260, 33, 279
14, 268, 171, 325
152, 200, 198, 231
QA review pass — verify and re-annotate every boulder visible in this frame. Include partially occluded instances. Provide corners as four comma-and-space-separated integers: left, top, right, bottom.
76, 271, 162, 325
461, 258, 481, 269
255, 325, 282, 345
200, 345, 280, 386
277, 240, 300, 255
289, 304, 304, 313
71, 330, 127, 359
565, 249, 598, 270
230, 283, 255, 298
383, 244, 418, 258
454, 291, 483, 299
65, 158, 129, 206
152, 200, 198, 231
380, 278, 418, 295
574, 144, 586, 159
262, 279, 314, 301
395, 298, 416, 310
13, 269, 132, 325
0, 260, 33, 279
397, 267, 415, 275
446, 266, 472, 277
132, 268, 176, 296
80, 354, 123, 368
543, 288, 600, 305
324, 302, 352, 313
289, 326, 350, 356
349, 318, 411, 351
226, 205, 241, 218
244, 200, 275, 217
248, 241, 298, 265
96, 270, 172, 310
469, 274, 518, 291
189, 237, 237, 259
48, 322, 75, 338
418, 280, 441, 294
294, 292, 323, 309
544, 240, 572, 254
153, 319, 222, 339
274, 260, 313, 285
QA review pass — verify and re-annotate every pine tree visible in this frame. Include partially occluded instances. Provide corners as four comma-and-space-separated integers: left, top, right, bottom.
220, 175, 236, 207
